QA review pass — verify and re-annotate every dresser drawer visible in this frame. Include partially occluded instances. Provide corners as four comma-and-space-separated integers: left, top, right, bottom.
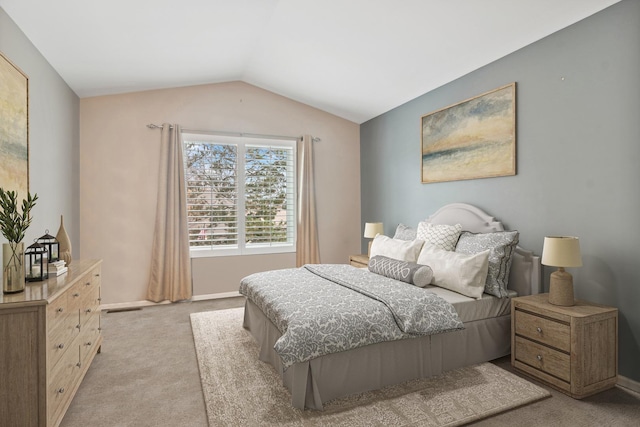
48, 321, 80, 370
515, 336, 570, 382
48, 342, 81, 424
515, 309, 570, 352
80, 313, 101, 363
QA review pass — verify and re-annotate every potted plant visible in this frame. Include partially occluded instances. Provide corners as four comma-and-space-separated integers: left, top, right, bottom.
0, 188, 37, 293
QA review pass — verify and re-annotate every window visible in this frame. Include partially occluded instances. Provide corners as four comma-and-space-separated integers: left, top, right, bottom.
182, 133, 296, 257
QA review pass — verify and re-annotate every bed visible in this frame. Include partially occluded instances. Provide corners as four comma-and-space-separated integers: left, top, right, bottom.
241, 203, 541, 410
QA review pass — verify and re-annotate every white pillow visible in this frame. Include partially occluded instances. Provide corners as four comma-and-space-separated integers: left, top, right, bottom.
417, 243, 490, 299
416, 222, 463, 251
369, 235, 424, 263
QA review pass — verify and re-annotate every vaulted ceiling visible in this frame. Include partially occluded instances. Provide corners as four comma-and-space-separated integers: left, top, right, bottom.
0, 0, 620, 123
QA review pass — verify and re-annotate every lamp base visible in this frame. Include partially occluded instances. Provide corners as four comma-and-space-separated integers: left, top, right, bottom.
548, 268, 574, 306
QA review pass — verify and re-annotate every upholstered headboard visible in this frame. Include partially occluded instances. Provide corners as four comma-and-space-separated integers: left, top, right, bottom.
425, 203, 541, 296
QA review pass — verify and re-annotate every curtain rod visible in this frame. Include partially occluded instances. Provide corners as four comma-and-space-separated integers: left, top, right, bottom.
146, 123, 320, 142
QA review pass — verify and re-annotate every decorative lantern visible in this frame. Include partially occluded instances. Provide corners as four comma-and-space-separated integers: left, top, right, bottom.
37, 230, 60, 262
25, 241, 48, 282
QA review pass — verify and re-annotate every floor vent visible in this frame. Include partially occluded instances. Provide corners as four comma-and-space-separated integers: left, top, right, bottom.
105, 307, 143, 314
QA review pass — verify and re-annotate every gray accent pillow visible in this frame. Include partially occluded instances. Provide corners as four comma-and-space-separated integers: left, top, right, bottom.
393, 223, 417, 241
368, 255, 433, 288
454, 230, 519, 298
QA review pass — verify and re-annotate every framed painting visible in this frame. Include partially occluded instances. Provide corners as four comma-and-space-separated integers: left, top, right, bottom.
421, 83, 516, 184
0, 51, 29, 197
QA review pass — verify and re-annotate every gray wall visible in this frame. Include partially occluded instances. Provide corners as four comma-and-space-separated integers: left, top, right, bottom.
0, 8, 80, 270
361, 0, 640, 382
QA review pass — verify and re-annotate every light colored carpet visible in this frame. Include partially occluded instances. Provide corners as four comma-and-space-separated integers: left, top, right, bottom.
190, 307, 550, 426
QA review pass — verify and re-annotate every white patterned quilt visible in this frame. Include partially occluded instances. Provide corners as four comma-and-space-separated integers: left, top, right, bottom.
239, 264, 464, 369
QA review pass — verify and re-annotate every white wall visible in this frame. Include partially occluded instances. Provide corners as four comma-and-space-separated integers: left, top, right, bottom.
80, 81, 360, 304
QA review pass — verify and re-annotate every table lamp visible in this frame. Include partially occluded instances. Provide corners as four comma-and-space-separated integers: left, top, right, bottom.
364, 222, 384, 257
541, 236, 582, 306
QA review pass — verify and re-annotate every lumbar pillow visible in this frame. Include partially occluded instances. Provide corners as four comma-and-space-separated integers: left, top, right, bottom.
417, 243, 490, 299
416, 222, 463, 251
369, 235, 424, 263
368, 255, 433, 287
455, 230, 519, 298
392, 223, 417, 241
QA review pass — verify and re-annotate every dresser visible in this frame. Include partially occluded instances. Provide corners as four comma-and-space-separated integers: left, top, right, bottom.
0, 259, 102, 427
511, 293, 617, 399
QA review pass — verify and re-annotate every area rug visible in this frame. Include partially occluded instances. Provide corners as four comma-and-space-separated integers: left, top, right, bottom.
190, 307, 550, 426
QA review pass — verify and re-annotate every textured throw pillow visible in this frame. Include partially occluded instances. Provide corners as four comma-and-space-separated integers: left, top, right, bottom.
417, 243, 490, 299
368, 255, 433, 287
416, 222, 463, 251
455, 230, 519, 298
393, 223, 417, 241
369, 235, 424, 263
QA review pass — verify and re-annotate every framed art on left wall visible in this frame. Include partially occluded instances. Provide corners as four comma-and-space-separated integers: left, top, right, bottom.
0, 51, 29, 197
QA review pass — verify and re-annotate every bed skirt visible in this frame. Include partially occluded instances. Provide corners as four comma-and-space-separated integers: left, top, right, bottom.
242, 299, 511, 410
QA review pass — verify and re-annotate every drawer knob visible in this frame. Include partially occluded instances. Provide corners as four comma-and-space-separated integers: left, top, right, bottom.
95, 273, 100, 277
57, 343, 64, 350
57, 307, 64, 313
57, 387, 65, 394
76, 362, 82, 368
76, 324, 81, 330
85, 341, 92, 346
536, 327, 542, 333
73, 293, 80, 297
85, 282, 91, 286
537, 355, 543, 361
85, 308, 92, 313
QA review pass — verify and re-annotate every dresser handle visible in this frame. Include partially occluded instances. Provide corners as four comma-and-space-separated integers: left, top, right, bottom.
57, 307, 64, 313
57, 388, 65, 394
85, 282, 91, 286
73, 292, 80, 297
537, 355, 543, 361
57, 343, 64, 349
85, 341, 92, 346
536, 327, 542, 333
76, 324, 81, 330
85, 308, 92, 313
95, 273, 100, 277
76, 362, 82, 368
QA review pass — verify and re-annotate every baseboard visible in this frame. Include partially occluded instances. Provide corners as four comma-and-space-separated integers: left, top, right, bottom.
618, 375, 640, 394
191, 291, 242, 301
100, 292, 242, 311
100, 299, 171, 311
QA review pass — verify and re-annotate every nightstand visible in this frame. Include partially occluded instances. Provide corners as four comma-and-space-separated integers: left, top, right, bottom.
511, 293, 618, 399
349, 254, 369, 268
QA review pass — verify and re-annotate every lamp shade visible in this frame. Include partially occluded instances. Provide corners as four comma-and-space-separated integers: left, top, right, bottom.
541, 236, 582, 267
363, 222, 384, 238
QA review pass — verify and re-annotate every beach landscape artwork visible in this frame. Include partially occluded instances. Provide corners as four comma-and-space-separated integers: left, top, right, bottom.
421, 83, 515, 183
0, 51, 29, 197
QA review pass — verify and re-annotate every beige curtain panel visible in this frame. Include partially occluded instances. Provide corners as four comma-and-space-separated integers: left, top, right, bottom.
147, 123, 193, 302
296, 135, 320, 266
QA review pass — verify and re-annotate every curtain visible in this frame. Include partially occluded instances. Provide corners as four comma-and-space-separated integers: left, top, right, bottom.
296, 135, 320, 266
147, 123, 192, 302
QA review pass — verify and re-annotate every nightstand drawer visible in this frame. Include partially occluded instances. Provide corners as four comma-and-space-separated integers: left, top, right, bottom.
515, 309, 570, 352
515, 336, 570, 382
349, 254, 369, 268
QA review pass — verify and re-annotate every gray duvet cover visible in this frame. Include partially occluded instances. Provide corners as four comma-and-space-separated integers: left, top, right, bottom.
239, 264, 464, 369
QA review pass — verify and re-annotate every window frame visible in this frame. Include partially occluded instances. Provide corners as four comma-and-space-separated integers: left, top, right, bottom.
182, 132, 297, 258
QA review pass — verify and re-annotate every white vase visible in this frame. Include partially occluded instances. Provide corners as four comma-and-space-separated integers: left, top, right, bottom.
3, 242, 25, 293
56, 215, 72, 266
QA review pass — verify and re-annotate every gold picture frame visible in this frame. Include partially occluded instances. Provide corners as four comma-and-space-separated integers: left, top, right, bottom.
421, 83, 516, 184
0, 51, 29, 196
